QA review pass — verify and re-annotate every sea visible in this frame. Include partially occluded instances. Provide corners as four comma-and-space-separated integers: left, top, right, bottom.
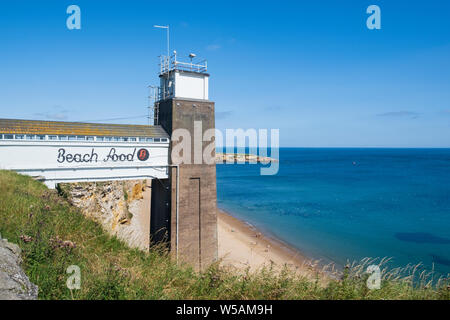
216, 148, 450, 277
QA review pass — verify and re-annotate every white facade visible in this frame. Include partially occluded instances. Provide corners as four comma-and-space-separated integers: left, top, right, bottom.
174, 71, 209, 100
0, 140, 169, 188
160, 70, 209, 101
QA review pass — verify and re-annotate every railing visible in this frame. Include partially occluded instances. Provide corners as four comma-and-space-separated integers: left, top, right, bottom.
159, 53, 207, 75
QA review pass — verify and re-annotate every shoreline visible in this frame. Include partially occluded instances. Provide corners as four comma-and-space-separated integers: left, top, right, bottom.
217, 209, 328, 279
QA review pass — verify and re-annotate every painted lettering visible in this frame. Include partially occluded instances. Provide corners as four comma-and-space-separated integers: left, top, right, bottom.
103, 148, 136, 162
57, 148, 99, 164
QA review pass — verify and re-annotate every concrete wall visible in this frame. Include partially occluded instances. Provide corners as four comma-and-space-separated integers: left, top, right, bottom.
157, 98, 218, 271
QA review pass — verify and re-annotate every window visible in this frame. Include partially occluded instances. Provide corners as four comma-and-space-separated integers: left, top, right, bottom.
146, 138, 153, 142
26, 135, 35, 140
129, 137, 137, 142
105, 137, 112, 141
0, 134, 3, 139
86, 136, 94, 141
15, 135, 24, 140
154, 138, 161, 142
97, 137, 104, 142
123, 137, 129, 142
48, 135, 58, 140
59, 136, 68, 141
37, 135, 45, 140
161, 138, 168, 142
4, 134, 14, 140
77, 136, 85, 141
68, 136, 76, 141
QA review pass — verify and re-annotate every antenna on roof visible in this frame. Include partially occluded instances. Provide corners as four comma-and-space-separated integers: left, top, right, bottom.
153, 25, 170, 57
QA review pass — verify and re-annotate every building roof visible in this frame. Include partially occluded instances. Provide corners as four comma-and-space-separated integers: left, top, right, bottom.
0, 118, 169, 138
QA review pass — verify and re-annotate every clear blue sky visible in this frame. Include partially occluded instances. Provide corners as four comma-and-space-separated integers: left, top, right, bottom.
0, 0, 449, 147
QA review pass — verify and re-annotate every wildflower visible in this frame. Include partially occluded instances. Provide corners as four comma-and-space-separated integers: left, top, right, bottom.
20, 235, 33, 243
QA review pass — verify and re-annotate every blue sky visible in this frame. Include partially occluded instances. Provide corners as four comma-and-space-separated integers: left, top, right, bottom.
0, 0, 449, 147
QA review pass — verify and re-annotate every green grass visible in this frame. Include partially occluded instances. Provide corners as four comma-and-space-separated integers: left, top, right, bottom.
0, 170, 449, 300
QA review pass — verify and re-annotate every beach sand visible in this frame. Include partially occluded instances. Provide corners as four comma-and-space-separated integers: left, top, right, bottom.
217, 210, 323, 278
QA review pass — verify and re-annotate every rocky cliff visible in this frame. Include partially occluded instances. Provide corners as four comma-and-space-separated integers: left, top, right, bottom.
58, 180, 151, 251
0, 234, 38, 300
215, 153, 278, 164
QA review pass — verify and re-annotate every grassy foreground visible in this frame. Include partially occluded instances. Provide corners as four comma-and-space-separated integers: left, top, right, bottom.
0, 170, 448, 300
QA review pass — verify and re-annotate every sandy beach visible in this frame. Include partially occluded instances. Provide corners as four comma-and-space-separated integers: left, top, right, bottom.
217, 209, 323, 278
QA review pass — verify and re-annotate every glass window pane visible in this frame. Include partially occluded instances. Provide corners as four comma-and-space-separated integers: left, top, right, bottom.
154, 138, 161, 142
15, 135, 24, 139
97, 137, 104, 141
37, 135, 45, 140
59, 136, 68, 140
86, 136, 94, 141
146, 138, 153, 142
26, 135, 35, 140
4, 134, 14, 139
48, 135, 57, 140
68, 136, 76, 141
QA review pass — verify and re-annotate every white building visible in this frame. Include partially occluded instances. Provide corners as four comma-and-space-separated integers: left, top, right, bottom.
0, 119, 170, 188
157, 52, 209, 101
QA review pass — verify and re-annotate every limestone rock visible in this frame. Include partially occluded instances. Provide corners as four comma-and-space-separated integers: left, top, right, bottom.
59, 180, 151, 250
0, 235, 38, 300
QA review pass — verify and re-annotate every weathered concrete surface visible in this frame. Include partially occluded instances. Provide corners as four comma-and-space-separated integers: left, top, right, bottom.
0, 235, 38, 300
59, 180, 151, 250
158, 98, 218, 271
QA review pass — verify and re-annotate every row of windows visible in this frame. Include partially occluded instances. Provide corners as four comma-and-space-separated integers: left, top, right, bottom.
0, 134, 168, 143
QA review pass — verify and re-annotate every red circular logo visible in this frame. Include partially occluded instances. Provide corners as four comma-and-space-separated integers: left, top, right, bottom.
137, 148, 149, 161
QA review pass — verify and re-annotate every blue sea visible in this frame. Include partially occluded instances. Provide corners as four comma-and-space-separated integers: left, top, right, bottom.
216, 148, 450, 276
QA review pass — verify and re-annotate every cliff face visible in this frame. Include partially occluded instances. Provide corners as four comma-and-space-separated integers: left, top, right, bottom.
58, 180, 151, 251
0, 235, 38, 300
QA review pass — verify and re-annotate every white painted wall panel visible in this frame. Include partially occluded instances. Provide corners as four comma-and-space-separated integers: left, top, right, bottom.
0, 141, 169, 188
174, 72, 209, 100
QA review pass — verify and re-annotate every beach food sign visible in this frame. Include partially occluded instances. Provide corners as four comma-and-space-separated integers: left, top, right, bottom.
56, 147, 150, 164
0, 141, 169, 188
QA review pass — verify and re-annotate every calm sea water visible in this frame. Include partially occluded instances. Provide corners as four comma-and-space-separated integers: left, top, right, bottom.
216, 148, 450, 276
